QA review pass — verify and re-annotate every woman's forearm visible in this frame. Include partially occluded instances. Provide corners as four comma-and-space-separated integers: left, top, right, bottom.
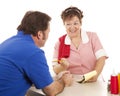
94, 56, 106, 78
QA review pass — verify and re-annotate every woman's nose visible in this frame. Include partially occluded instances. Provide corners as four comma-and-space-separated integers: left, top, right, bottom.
69, 25, 76, 30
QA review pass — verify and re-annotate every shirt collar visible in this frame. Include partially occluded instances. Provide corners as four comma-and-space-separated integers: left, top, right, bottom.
17, 31, 34, 42
64, 29, 89, 45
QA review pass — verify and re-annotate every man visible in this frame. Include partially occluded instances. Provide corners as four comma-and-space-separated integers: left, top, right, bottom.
0, 11, 73, 96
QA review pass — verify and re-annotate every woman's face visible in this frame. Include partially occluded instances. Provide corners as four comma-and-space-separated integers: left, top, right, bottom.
64, 16, 81, 38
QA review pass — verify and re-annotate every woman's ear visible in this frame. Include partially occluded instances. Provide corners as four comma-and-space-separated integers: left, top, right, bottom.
80, 20, 82, 25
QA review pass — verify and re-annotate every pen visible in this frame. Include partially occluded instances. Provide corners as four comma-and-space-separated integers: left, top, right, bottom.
52, 60, 59, 62
52, 60, 64, 63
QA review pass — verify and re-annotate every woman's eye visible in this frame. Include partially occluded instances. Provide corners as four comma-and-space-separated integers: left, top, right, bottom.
74, 22, 79, 25
66, 24, 70, 26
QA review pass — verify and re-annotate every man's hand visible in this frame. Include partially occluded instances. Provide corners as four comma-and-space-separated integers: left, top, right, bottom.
61, 71, 73, 86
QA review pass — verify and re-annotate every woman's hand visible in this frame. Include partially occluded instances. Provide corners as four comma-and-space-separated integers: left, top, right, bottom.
60, 58, 69, 69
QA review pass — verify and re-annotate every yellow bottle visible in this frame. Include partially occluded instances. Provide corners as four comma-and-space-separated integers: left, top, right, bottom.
118, 73, 120, 93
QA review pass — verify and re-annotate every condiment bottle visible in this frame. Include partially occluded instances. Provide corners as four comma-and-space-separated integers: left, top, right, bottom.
117, 73, 120, 94
110, 70, 118, 94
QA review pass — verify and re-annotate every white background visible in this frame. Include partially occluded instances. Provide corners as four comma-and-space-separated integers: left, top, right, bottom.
0, 0, 120, 81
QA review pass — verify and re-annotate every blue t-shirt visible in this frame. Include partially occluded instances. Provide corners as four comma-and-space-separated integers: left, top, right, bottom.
0, 31, 53, 96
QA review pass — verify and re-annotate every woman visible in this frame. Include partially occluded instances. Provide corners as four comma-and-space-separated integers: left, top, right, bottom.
52, 6, 108, 82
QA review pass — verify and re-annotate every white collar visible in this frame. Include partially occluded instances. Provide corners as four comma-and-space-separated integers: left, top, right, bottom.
64, 30, 89, 45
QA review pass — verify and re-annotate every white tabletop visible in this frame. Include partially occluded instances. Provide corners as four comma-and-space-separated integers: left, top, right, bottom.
57, 80, 108, 96
30, 79, 119, 96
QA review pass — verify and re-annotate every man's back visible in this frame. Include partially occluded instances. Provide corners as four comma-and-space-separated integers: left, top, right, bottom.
0, 31, 36, 96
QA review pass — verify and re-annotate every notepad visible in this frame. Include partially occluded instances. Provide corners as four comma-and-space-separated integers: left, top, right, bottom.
84, 70, 97, 81
75, 70, 97, 83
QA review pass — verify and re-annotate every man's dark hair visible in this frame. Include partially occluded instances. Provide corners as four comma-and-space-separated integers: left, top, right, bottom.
17, 11, 51, 36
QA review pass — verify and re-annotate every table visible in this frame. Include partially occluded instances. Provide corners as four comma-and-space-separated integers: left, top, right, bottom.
30, 79, 119, 96
57, 80, 108, 96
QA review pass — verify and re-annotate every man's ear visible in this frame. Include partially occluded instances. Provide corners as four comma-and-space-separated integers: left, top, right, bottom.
37, 31, 43, 39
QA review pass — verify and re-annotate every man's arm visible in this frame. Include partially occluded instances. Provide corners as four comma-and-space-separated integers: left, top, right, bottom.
42, 72, 73, 96
42, 79, 65, 96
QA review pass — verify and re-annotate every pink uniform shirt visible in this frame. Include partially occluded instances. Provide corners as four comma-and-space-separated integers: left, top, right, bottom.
53, 30, 108, 75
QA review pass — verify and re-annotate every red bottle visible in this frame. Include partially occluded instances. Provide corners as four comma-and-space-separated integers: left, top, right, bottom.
110, 71, 118, 94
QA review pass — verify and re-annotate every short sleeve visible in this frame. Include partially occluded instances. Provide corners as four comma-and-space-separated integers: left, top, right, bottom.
25, 49, 53, 89
91, 32, 108, 59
